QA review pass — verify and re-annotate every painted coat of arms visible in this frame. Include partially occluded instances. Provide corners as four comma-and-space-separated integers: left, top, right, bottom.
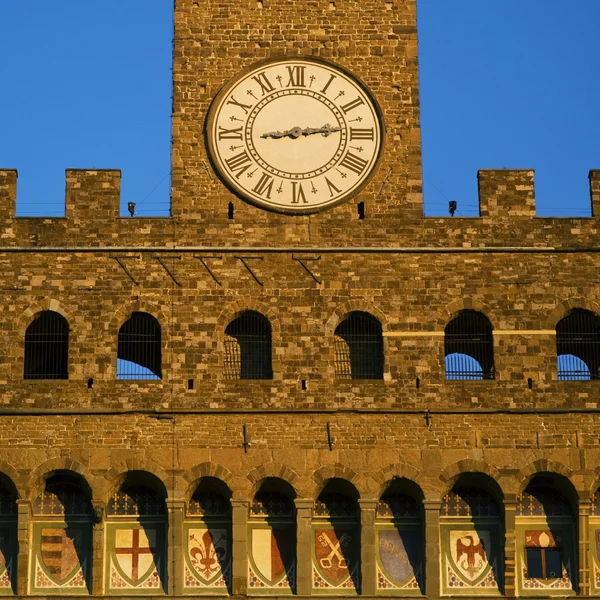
249, 526, 295, 588
186, 527, 230, 588
444, 529, 498, 590
108, 525, 164, 592
32, 525, 89, 591
378, 529, 420, 586
314, 527, 358, 588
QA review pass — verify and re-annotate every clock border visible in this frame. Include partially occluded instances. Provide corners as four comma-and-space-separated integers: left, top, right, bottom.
205, 55, 386, 216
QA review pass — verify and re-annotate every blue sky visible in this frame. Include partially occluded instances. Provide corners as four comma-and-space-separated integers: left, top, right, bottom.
0, 1, 598, 218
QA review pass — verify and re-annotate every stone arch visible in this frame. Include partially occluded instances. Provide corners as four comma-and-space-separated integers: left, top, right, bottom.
17, 298, 73, 336
215, 299, 281, 378
546, 297, 600, 329
216, 298, 281, 341
586, 468, 600, 503
247, 464, 299, 497
107, 300, 169, 378
0, 462, 24, 500
103, 459, 170, 504
373, 463, 428, 498
183, 462, 234, 504
439, 460, 504, 496
26, 458, 95, 503
108, 299, 170, 337
437, 297, 497, 329
517, 459, 574, 493
311, 463, 361, 498
325, 299, 388, 337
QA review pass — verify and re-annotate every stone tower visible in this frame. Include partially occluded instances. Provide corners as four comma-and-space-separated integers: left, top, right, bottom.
0, 0, 599, 598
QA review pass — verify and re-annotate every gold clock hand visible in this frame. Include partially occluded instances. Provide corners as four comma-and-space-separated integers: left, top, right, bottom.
261, 124, 341, 139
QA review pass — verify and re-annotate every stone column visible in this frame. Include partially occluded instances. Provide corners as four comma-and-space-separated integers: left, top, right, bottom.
578, 500, 591, 596
358, 499, 378, 596
423, 499, 441, 598
91, 504, 105, 595
16, 499, 31, 596
231, 499, 249, 595
503, 496, 517, 599
167, 499, 185, 596
295, 498, 314, 595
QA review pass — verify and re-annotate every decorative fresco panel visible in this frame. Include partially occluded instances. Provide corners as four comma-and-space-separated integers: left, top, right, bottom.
30, 523, 90, 594
183, 525, 230, 593
105, 522, 166, 595
375, 528, 422, 593
440, 527, 501, 595
312, 526, 359, 592
517, 525, 575, 595
0, 525, 16, 595
248, 525, 295, 592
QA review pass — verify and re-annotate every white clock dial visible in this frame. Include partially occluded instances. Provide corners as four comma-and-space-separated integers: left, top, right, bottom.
206, 57, 383, 214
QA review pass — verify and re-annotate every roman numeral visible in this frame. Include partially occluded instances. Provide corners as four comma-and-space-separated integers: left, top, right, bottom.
218, 126, 243, 140
340, 96, 365, 114
226, 96, 253, 114
320, 74, 336, 95
251, 71, 275, 95
225, 151, 252, 178
286, 65, 306, 87
291, 182, 307, 204
253, 172, 274, 199
340, 152, 368, 175
325, 177, 342, 197
350, 127, 374, 141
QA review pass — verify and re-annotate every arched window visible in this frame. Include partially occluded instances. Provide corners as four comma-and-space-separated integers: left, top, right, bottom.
334, 311, 383, 379
440, 480, 503, 594
105, 476, 167, 594
445, 310, 494, 380
0, 477, 18, 594
376, 479, 424, 593
224, 311, 272, 379
556, 308, 600, 380
312, 479, 360, 593
248, 478, 296, 593
24, 311, 69, 379
184, 477, 232, 593
117, 312, 161, 380
516, 475, 577, 592
30, 473, 93, 594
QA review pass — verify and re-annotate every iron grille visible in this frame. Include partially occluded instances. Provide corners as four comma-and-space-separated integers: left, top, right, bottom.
117, 312, 161, 380
556, 308, 600, 380
224, 311, 272, 379
444, 310, 495, 380
24, 311, 69, 379
334, 311, 383, 379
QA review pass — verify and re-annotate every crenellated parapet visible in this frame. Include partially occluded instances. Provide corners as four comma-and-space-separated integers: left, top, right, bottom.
1, 168, 600, 247
477, 169, 536, 218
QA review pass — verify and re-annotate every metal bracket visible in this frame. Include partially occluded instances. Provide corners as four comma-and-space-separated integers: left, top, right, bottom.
194, 255, 223, 286
152, 255, 182, 287
111, 255, 141, 286
242, 424, 249, 453
378, 167, 393, 196
293, 254, 322, 284
235, 256, 264, 286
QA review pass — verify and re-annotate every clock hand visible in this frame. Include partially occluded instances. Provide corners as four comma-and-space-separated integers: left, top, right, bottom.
260, 124, 341, 139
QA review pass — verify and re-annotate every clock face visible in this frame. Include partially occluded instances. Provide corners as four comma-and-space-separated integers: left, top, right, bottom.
206, 57, 383, 214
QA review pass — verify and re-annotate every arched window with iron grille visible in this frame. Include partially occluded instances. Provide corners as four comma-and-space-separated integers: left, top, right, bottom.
24, 310, 69, 379
334, 311, 384, 379
556, 308, 600, 380
117, 312, 161, 380
444, 310, 494, 380
224, 310, 272, 379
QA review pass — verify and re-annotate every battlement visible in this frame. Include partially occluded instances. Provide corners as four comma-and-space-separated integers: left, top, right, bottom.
1, 168, 600, 247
